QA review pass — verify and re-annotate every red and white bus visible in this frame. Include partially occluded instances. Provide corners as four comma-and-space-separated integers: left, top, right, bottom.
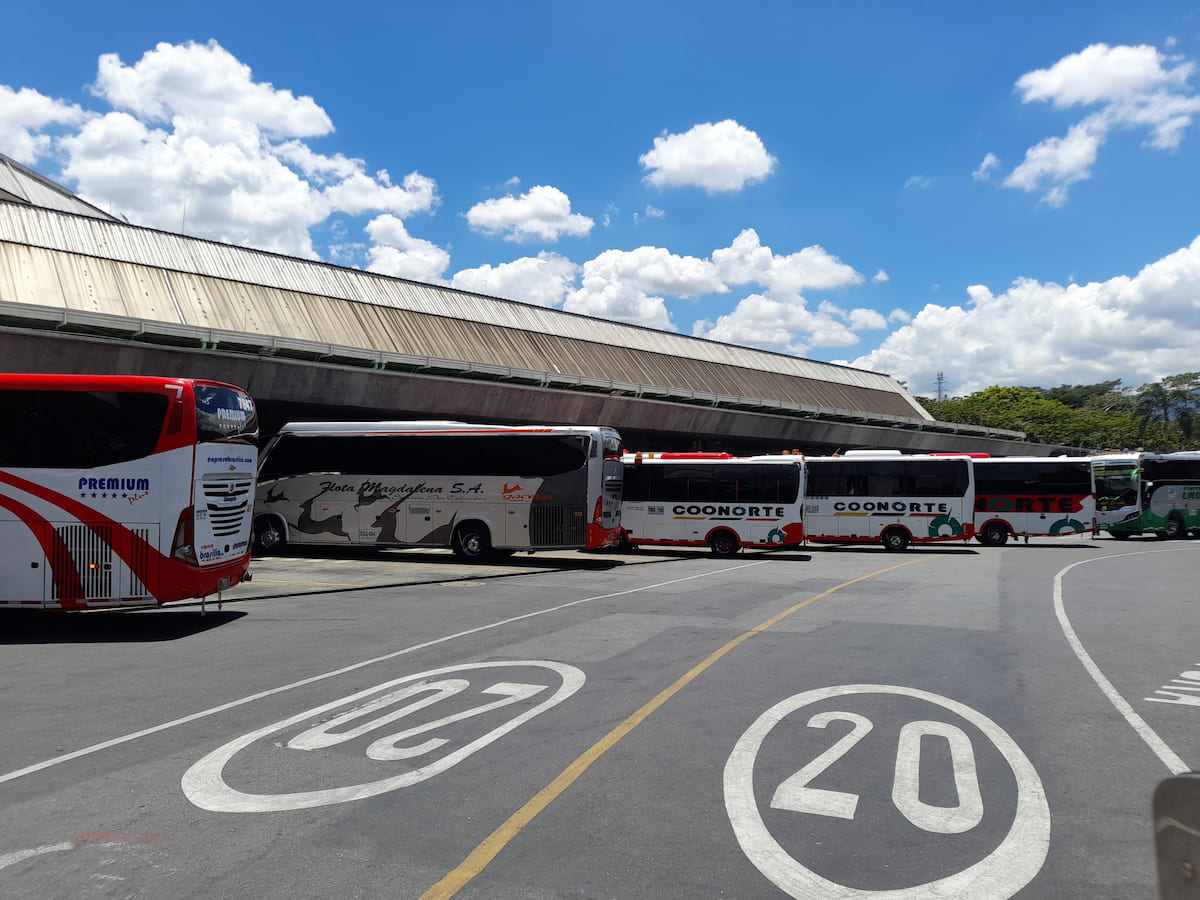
0, 374, 258, 610
973, 456, 1096, 545
618, 452, 805, 556
253, 421, 623, 562
803, 452, 976, 550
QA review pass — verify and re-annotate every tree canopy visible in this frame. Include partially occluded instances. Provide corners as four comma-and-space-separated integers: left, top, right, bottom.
917, 375, 1199, 451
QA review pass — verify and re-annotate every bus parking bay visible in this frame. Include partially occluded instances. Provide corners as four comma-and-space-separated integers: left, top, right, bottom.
230, 546, 694, 602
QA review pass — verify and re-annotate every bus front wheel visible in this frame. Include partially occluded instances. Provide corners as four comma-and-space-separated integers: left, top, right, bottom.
977, 522, 1009, 547
1109, 530, 1132, 540
453, 523, 494, 562
1164, 514, 1187, 540
708, 531, 741, 558
882, 527, 910, 552
254, 517, 287, 555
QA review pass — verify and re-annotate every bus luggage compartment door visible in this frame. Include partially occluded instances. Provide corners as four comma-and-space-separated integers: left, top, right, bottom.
0, 521, 51, 607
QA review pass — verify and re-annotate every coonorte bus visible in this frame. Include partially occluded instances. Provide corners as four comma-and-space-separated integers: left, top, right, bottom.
803, 453, 976, 551
972, 456, 1096, 545
1093, 451, 1200, 540
253, 422, 624, 562
0, 374, 258, 610
618, 452, 805, 557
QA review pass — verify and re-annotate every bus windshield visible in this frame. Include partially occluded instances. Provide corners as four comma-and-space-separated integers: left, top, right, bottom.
195, 384, 259, 444
1093, 462, 1138, 511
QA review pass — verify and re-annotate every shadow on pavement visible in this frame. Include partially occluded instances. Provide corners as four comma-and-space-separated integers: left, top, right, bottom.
810, 543, 982, 555
0, 608, 247, 644
264, 547, 631, 571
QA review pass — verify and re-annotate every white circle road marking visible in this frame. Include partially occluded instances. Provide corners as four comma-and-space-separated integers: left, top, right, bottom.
0, 562, 764, 787
181, 660, 585, 812
1053, 548, 1195, 775
723, 684, 1051, 899
0, 842, 73, 872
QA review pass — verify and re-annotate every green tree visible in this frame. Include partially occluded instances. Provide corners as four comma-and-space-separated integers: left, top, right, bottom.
1132, 375, 1199, 449
1038, 380, 1123, 409
921, 386, 1136, 449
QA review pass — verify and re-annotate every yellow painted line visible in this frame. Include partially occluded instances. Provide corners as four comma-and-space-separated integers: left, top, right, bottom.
251, 579, 366, 587
421, 554, 936, 899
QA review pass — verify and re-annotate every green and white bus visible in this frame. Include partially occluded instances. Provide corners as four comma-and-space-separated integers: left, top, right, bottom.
1093, 451, 1200, 540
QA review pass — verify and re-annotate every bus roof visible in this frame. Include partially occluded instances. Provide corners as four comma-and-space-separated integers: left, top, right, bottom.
0, 373, 246, 392
621, 452, 803, 465
974, 455, 1093, 464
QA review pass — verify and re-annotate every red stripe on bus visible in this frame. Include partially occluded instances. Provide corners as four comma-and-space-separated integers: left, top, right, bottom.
0, 493, 87, 607
0, 470, 172, 595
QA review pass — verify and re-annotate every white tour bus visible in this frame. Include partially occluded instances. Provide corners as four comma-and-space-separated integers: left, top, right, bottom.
618, 452, 805, 556
803, 452, 976, 550
253, 421, 623, 562
972, 455, 1096, 545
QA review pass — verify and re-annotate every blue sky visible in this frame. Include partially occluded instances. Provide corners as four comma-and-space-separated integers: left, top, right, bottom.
4, 1, 1200, 397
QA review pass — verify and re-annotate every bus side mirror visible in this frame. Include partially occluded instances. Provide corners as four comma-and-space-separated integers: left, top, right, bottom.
1153, 773, 1200, 898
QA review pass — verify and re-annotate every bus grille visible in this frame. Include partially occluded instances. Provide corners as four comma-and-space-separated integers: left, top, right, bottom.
202, 477, 254, 537
52, 524, 153, 601
529, 505, 585, 547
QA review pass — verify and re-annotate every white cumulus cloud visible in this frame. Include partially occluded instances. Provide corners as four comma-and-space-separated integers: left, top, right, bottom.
1003, 43, 1200, 205
845, 234, 1200, 394
712, 229, 862, 295
972, 152, 1000, 181
693, 231, 868, 353
563, 245, 727, 330
451, 252, 579, 308
365, 214, 450, 283
8, 40, 440, 261
94, 40, 332, 137
465, 184, 593, 243
0, 85, 90, 164
640, 119, 777, 193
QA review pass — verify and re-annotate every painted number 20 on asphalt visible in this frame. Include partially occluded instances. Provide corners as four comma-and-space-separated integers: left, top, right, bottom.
772, 711, 983, 834
723, 684, 1051, 899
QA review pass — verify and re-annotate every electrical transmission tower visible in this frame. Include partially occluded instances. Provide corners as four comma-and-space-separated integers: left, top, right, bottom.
934, 371, 948, 401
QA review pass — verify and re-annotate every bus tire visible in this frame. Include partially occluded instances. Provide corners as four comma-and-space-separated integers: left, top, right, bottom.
453, 523, 494, 562
708, 530, 741, 558
978, 522, 1009, 546
882, 527, 910, 552
1164, 514, 1186, 540
1108, 530, 1131, 540
254, 516, 287, 555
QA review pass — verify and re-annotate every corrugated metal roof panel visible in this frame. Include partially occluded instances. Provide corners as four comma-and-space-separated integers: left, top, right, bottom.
0, 202, 918, 400
1, 242, 929, 419
0, 156, 119, 221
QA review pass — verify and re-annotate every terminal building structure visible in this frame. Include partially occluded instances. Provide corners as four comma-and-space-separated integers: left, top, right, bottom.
0, 152, 1065, 455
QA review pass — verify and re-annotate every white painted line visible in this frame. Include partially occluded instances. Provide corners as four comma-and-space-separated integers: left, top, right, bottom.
0, 842, 73, 871
1053, 548, 1192, 775
0, 562, 765, 786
